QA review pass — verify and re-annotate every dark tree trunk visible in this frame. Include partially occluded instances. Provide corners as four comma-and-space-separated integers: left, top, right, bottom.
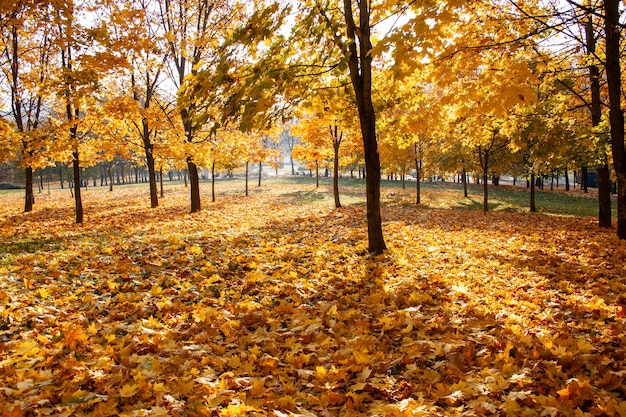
586, 14, 612, 228
565, 167, 570, 191
315, 160, 319, 189
143, 121, 158, 208
245, 161, 249, 196
530, 172, 536, 212
188, 158, 201, 212
332, 127, 342, 208
24, 167, 34, 212
604, 0, 626, 238
72, 149, 83, 224
598, 163, 612, 227
342, 0, 385, 253
107, 164, 113, 192
258, 161, 262, 187
160, 168, 164, 198
462, 167, 468, 198
211, 161, 216, 203
415, 158, 421, 204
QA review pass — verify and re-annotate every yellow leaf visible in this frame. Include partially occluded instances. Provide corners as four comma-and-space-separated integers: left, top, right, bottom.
150, 285, 163, 296
119, 383, 139, 398
316, 366, 327, 379
250, 378, 265, 396
352, 349, 370, 365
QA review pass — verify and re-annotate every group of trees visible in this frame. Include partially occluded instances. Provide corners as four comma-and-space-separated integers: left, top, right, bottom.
1, 0, 625, 253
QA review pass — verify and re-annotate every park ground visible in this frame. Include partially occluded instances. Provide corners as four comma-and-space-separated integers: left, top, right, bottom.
1, 178, 625, 416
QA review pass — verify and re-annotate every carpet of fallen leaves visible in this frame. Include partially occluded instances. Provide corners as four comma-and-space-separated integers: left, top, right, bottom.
1, 182, 626, 417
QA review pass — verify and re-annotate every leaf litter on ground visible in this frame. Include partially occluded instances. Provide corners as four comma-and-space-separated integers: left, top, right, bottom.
0, 182, 625, 417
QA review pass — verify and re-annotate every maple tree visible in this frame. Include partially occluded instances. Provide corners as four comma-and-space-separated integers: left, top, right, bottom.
159, 0, 238, 213
0, 0, 54, 213
508, 0, 626, 237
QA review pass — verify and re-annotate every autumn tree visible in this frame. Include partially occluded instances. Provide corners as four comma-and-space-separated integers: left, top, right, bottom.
509, 0, 626, 237
96, 0, 172, 208
0, 1, 54, 212
159, 0, 236, 213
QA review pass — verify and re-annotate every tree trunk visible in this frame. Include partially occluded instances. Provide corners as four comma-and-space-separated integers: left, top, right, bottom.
530, 172, 536, 212
586, 14, 611, 228
258, 161, 262, 187
415, 158, 421, 204
211, 161, 216, 203
565, 167, 570, 191
143, 121, 158, 208
598, 163, 612, 227
342, 0, 385, 254
24, 167, 34, 212
604, 0, 626, 239
72, 149, 83, 224
245, 161, 249, 196
188, 158, 201, 212
315, 160, 319, 189
333, 139, 341, 209
462, 167, 468, 198
160, 168, 164, 198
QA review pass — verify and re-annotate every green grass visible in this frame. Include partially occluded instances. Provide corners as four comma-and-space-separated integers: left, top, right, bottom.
266, 175, 614, 218
1, 174, 614, 219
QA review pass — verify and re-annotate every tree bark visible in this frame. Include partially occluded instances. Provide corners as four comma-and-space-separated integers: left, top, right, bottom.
160, 167, 164, 198
144, 123, 159, 208
415, 158, 421, 204
462, 167, 468, 198
245, 161, 249, 196
72, 149, 83, 224
24, 167, 34, 212
332, 127, 342, 208
604, 0, 625, 238
188, 158, 201, 212
342, 0, 386, 254
585, 14, 611, 228
315, 160, 319, 189
211, 161, 216, 203
530, 172, 536, 212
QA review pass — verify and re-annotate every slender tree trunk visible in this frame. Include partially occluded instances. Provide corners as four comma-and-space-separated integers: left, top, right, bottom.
258, 161, 262, 187
245, 161, 249, 196
530, 172, 536, 212
604, 0, 625, 238
211, 161, 216, 203
483, 171, 489, 213
462, 167, 468, 198
415, 158, 421, 204
143, 122, 158, 208
586, 14, 612, 228
24, 167, 34, 212
331, 126, 342, 208
72, 149, 83, 224
188, 158, 201, 212
581, 166, 588, 193
160, 168, 164, 198
342, 0, 385, 254
315, 160, 319, 189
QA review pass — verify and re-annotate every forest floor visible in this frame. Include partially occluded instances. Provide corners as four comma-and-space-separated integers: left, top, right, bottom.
1, 180, 625, 416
